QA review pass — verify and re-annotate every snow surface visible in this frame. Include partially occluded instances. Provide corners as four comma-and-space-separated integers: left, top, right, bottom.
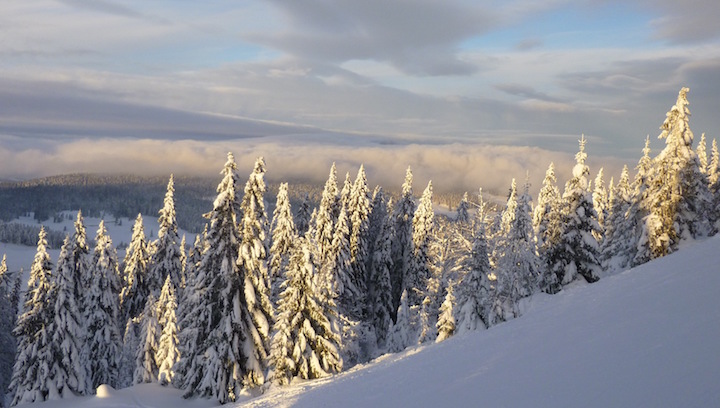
12, 234, 720, 408
1, 212, 196, 275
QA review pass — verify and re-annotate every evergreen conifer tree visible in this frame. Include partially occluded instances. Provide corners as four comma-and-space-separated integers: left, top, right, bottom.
549, 136, 601, 285
134, 294, 159, 384
269, 182, 296, 303
456, 192, 470, 224
386, 290, 413, 352
631, 137, 655, 266
435, 283, 456, 343
45, 237, 88, 397
269, 236, 342, 385
120, 214, 151, 324
407, 181, 434, 308
148, 175, 183, 295
601, 165, 635, 272
697, 133, 708, 174
315, 163, 339, 263
498, 179, 540, 298
340, 172, 352, 211
185, 153, 267, 403
455, 191, 492, 333
295, 193, 312, 238
348, 165, 370, 312
0, 255, 14, 405
172, 233, 205, 390
389, 167, 416, 315
156, 277, 179, 386
237, 157, 274, 382
69, 211, 91, 327
119, 318, 140, 389
709, 139, 720, 187
86, 221, 123, 389
593, 168, 608, 240
9, 228, 54, 405
367, 213, 394, 348
643, 88, 713, 258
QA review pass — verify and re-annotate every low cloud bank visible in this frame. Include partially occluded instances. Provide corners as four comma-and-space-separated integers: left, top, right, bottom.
0, 135, 627, 197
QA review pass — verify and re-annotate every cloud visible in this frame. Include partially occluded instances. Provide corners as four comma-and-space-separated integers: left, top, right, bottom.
57, 0, 145, 19
0, 133, 628, 200
515, 38, 544, 51
495, 83, 561, 102
251, 0, 496, 76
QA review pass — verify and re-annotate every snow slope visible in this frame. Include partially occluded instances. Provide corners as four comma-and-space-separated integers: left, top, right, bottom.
239, 235, 720, 408
14, 235, 720, 408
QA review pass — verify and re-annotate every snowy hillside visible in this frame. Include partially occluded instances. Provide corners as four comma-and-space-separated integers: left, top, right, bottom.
17, 235, 720, 408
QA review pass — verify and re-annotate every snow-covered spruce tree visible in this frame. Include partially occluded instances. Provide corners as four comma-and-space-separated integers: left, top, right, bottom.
269, 182, 296, 304
709, 139, 720, 229
697, 133, 708, 175
295, 193, 312, 238
533, 163, 560, 246
340, 172, 353, 215
630, 137, 655, 267
593, 168, 608, 241
389, 166, 416, 316
386, 289, 413, 353
147, 175, 183, 296
644, 87, 713, 256
9, 228, 54, 405
455, 191, 492, 333
435, 283, 456, 343
156, 277, 179, 386
119, 318, 140, 389
456, 192, 471, 224
86, 220, 123, 390
710, 139, 720, 188
366, 186, 388, 269
367, 210, 394, 349
497, 179, 540, 301
315, 163, 339, 264
179, 234, 187, 288
601, 165, 635, 272
325, 206, 358, 315
172, 232, 205, 390
69, 211, 91, 326
0, 254, 20, 407
134, 294, 159, 385
237, 156, 274, 383
120, 214, 151, 324
269, 235, 342, 385
548, 136, 601, 286
185, 153, 266, 403
533, 168, 563, 293
407, 181, 434, 309
0, 255, 14, 406
44, 237, 89, 397
348, 165, 371, 312
416, 295, 434, 345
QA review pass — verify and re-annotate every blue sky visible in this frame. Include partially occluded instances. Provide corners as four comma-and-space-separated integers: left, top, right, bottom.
1, 0, 719, 193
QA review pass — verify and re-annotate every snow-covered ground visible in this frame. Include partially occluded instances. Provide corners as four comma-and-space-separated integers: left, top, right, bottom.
11, 232, 720, 407
1, 211, 196, 275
